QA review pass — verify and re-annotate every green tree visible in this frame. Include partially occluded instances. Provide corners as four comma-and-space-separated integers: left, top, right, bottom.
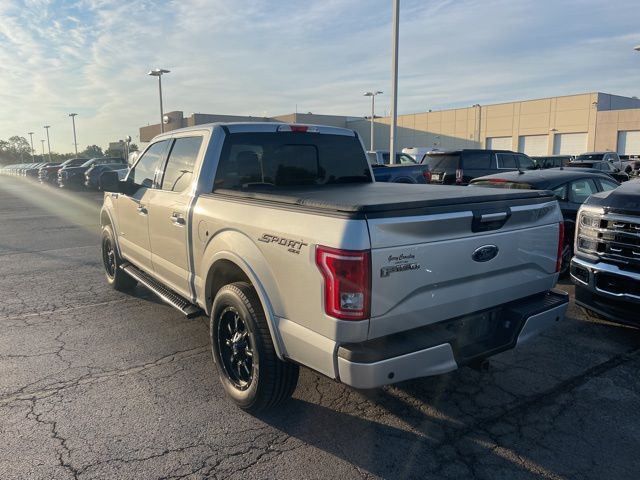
0, 136, 31, 165
8, 136, 31, 156
129, 143, 139, 152
82, 145, 103, 158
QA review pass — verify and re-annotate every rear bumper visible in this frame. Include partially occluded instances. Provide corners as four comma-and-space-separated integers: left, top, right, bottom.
571, 256, 640, 326
336, 290, 568, 389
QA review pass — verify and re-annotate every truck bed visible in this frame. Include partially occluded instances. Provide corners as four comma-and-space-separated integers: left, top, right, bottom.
214, 183, 554, 216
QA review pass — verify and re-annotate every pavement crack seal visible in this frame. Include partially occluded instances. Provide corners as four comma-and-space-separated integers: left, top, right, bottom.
0, 298, 129, 322
0, 345, 210, 407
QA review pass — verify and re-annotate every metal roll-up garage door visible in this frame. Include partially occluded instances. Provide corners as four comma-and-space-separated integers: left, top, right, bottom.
553, 133, 587, 155
518, 135, 548, 156
486, 137, 512, 150
617, 131, 640, 155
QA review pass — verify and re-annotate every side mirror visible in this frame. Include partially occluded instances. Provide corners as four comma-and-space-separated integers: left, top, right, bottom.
100, 170, 123, 192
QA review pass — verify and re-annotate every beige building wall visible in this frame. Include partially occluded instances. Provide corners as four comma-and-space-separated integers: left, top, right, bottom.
350, 92, 607, 154
594, 108, 640, 152
139, 93, 640, 154
272, 113, 351, 128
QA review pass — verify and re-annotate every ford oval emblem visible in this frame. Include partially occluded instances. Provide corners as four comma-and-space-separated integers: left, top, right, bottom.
472, 245, 499, 262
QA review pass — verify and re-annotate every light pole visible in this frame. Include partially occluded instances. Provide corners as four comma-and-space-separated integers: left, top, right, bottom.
125, 135, 131, 161
389, 0, 400, 164
148, 68, 170, 133
40, 139, 45, 161
28, 132, 35, 161
364, 91, 383, 151
69, 113, 78, 155
43, 125, 52, 162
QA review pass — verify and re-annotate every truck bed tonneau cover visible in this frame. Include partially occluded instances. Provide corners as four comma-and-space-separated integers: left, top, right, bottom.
215, 183, 554, 214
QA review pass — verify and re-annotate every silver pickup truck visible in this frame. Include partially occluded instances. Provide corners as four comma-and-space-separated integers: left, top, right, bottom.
99, 122, 568, 412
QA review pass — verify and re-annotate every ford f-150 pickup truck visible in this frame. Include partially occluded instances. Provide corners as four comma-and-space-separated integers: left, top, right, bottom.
570, 179, 640, 325
99, 122, 568, 412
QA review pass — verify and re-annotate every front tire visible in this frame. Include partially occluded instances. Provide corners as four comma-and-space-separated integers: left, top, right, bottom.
210, 282, 299, 413
101, 225, 137, 291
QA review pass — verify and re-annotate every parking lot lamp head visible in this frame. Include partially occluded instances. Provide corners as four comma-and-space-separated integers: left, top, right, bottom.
148, 68, 170, 133
364, 91, 383, 151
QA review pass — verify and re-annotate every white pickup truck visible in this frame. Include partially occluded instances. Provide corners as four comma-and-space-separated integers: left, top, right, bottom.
99, 122, 568, 412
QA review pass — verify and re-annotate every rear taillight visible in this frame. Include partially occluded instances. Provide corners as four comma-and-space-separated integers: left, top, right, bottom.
455, 168, 463, 184
422, 169, 431, 182
556, 222, 565, 273
315, 246, 371, 320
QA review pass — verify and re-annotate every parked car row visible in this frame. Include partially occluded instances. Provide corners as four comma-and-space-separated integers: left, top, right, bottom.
1, 157, 129, 190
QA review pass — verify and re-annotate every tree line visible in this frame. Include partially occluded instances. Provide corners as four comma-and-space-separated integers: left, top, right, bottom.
0, 135, 138, 166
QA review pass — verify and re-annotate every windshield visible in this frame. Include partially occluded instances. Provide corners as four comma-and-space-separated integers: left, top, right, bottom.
62, 158, 87, 167
421, 153, 460, 170
575, 154, 604, 161
214, 132, 372, 189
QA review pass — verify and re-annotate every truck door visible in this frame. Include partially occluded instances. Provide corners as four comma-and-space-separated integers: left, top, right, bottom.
147, 135, 204, 299
117, 140, 169, 271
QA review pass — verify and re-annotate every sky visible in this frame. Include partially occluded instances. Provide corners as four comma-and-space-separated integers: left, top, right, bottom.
0, 0, 639, 153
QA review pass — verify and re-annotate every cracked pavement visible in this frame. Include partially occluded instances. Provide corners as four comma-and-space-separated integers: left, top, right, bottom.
1, 176, 639, 480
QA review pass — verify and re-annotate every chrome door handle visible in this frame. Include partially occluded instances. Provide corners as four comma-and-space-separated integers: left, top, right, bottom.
171, 212, 185, 225
136, 205, 148, 215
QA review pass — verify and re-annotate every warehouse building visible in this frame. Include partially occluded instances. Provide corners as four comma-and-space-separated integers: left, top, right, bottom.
139, 92, 640, 156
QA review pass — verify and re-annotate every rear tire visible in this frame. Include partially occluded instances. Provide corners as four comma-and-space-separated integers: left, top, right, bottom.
101, 224, 137, 291
210, 282, 299, 413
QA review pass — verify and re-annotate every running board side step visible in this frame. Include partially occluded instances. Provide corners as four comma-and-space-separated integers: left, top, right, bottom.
121, 263, 203, 319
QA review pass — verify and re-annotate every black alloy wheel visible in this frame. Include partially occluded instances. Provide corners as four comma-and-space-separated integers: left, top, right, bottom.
217, 306, 254, 390
102, 236, 116, 279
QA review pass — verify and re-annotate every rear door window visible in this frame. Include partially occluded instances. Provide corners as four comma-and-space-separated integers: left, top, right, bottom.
598, 179, 619, 191
462, 152, 492, 169
497, 153, 517, 168
160, 136, 203, 192
568, 179, 597, 203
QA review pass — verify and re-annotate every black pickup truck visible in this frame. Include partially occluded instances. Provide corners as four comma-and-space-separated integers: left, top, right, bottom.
571, 179, 640, 325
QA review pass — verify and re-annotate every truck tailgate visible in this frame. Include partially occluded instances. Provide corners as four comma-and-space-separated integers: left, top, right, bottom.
367, 199, 561, 339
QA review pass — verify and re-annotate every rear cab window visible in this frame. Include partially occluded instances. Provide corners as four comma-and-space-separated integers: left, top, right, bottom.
214, 132, 372, 190
421, 153, 460, 170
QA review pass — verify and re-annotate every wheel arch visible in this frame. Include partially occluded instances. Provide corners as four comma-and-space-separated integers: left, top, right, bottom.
200, 231, 286, 359
100, 205, 123, 257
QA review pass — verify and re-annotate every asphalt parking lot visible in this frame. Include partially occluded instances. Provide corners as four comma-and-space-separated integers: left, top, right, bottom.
0, 176, 639, 480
